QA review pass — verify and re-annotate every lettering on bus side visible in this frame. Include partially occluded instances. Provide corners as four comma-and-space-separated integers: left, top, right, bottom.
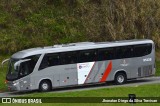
143, 58, 152, 62
120, 59, 129, 67
65, 67, 77, 70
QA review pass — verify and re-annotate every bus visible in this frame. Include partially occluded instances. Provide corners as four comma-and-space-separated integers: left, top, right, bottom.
2, 39, 155, 92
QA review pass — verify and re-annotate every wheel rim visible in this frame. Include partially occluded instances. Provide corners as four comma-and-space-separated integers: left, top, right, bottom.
117, 75, 124, 83
42, 83, 49, 90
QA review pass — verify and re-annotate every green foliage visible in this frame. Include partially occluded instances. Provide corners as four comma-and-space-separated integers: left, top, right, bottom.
10, 84, 159, 106
25, 83, 160, 97
156, 60, 160, 76
0, 0, 160, 54
0, 55, 9, 91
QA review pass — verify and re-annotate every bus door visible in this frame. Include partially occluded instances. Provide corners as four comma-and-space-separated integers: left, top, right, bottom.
17, 59, 31, 91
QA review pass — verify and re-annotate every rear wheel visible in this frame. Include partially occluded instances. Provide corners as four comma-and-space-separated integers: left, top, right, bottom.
39, 80, 52, 92
115, 73, 127, 85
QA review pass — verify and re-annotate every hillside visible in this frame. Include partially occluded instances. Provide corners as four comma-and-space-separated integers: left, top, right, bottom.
0, 0, 160, 54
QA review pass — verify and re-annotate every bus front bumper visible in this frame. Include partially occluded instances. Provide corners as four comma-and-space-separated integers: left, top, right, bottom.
6, 81, 20, 91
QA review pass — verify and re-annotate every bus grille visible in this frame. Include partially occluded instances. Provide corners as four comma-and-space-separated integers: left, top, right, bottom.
142, 65, 152, 76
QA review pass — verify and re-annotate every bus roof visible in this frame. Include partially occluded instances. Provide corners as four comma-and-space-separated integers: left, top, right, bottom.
11, 39, 154, 59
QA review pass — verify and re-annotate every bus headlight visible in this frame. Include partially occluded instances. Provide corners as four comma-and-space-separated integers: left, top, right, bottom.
13, 81, 19, 86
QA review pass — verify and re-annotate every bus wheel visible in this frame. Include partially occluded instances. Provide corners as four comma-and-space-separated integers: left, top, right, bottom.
39, 80, 52, 92
115, 73, 127, 85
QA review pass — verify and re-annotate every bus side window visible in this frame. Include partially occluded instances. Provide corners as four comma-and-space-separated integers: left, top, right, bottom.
39, 53, 60, 70
79, 50, 97, 63
116, 46, 133, 59
19, 62, 30, 76
39, 56, 49, 70
61, 52, 78, 65
98, 48, 115, 61
134, 44, 152, 57
24, 54, 40, 73
48, 54, 60, 66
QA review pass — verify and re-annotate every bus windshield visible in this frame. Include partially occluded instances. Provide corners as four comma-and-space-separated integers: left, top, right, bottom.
6, 59, 20, 81
6, 54, 40, 81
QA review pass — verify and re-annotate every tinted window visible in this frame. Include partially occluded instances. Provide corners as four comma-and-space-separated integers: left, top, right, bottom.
39, 53, 60, 70
116, 46, 133, 59
134, 44, 152, 57
79, 50, 97, 62
98, 48, 115, 61
20, 54, 40, 76
61, 52, 78, 64
19, 61, 31, 76
48, 54, 60, 66
24, 55, 40, 72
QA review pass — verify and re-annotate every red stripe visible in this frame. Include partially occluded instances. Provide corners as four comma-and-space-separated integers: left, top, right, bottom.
84, 62, 95, 84
100, 61, 112, 82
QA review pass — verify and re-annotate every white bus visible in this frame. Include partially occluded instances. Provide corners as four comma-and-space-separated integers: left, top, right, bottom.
2, 39, 155, 92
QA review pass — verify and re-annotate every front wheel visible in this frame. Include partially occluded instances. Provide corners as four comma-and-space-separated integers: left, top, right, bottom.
39, 80, 52, 92
115, 73, 127, 85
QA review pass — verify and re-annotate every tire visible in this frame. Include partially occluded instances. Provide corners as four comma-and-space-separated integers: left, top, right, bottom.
39, 80, 52, 92
115, 73, 127, 85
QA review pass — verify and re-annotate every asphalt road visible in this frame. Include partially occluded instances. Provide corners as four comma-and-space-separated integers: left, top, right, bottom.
0, 76, 160, 97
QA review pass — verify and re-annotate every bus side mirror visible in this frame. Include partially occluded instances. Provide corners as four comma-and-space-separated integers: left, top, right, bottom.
1, 58, 10, 69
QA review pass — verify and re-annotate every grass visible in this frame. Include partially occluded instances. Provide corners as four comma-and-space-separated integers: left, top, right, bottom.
156, 50, 160, 76
1, 84, 160, 106
25, 83, 160, 97
0, 55, 9, 92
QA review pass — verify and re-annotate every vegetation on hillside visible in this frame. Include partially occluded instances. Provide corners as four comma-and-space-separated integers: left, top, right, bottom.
0, 0, 160, 54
